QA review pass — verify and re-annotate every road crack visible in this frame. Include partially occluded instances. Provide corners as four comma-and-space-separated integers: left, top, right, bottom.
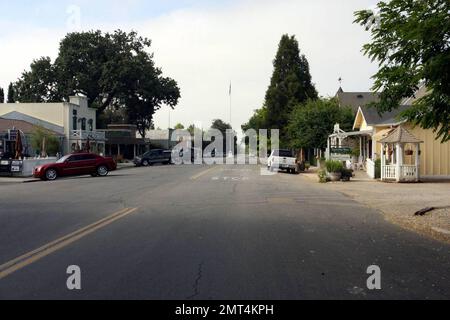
186, 262, 204, 300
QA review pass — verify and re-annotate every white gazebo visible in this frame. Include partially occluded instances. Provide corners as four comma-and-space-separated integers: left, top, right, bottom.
379, 126, 423, 182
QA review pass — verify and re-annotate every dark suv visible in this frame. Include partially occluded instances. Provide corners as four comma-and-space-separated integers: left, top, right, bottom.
134, 149, 172, 167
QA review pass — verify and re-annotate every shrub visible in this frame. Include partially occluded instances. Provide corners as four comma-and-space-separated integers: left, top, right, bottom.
318, 169, 328, 183
30, 126, 61, 156
375, 159, 382, 179
305, 162, 311, 171
325, 160, 344, 173
298, 162, 306, 172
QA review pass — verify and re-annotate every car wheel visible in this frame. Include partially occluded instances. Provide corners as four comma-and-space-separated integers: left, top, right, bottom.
97, 165, 109, 177
45, 169, 58, 181
142, 160, 150, 167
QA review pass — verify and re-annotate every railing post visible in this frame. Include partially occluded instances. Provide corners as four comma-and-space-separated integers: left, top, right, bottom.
415, 143, 420, 182
396, 143, 402, 182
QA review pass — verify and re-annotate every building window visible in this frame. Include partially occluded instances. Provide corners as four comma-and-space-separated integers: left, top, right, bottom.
72, 110, 78, 130
81, 118, 86, 131
88, 119, 93, 131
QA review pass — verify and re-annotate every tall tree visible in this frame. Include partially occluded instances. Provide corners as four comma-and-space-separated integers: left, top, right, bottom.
14, 57, 61, 102
355, 0, 450, 142
265, 34, 318, 140
0, 87, 4, 103
12, 30, 180, 131
288, 98, 354, 150
7, 83, 16, 103
211, 119, 232, 135
242, 106, 268, 132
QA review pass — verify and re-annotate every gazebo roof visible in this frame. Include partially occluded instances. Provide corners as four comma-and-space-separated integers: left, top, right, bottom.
379, 126, 423, 144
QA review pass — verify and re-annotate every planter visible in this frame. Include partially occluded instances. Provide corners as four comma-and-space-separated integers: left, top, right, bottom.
328, 172, 342, 182
405, 150, 413, 156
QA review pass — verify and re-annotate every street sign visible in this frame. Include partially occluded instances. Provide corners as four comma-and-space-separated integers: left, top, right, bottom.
330, 147, 352, 161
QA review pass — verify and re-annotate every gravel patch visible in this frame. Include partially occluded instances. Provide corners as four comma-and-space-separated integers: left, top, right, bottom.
301, 172, 450, 244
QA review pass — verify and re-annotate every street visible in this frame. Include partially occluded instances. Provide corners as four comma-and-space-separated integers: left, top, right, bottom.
0, 164, 449, 300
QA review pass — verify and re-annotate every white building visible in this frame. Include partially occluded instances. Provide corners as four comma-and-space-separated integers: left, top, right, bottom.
0, 96, 106, 155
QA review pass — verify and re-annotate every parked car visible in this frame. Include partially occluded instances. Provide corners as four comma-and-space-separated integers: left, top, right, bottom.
268, 149, 298, 174
134, 149, 172, 167
0, 152, 13, 160
34, 153, 117, 181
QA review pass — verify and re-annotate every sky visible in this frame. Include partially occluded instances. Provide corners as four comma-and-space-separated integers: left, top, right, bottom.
0, 0, 379, 131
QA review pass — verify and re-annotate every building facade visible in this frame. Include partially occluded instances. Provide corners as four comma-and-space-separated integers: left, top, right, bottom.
0, 96, 106, 155
328, 85, 450, 181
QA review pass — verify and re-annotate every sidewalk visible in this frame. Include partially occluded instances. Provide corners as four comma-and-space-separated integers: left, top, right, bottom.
0, 176, 39, 184
301, 168, 450, 244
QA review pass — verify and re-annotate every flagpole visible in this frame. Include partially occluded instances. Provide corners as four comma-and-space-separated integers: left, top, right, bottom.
229, 82, 232, 125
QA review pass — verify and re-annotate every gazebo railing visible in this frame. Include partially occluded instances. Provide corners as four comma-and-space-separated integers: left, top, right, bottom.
382, 165, 418, 181
400, 165, 418, 181
383, 165, 397, 180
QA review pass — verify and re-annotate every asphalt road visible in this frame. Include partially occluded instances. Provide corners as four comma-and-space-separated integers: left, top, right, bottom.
0, 164, 449, 300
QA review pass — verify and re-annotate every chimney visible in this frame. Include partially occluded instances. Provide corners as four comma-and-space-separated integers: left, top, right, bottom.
69, 95, 88, 109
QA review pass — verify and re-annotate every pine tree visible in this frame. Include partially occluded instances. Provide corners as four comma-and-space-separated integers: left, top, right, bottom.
7, 83, 16, 103
264, 35, 317, 142
0, 87, 4, 103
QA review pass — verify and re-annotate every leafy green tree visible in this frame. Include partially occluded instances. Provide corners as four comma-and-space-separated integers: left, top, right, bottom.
7, 83, 16, 103
187, 124, 196, 136
12, 30, 180, 132
30, 127, 61, 156
0, 87, 4, 103
211, 119, 232, 135
14, 57, 61, 102
241, 106, 268, 132
288, 99, 354, 150
264, 34, 317, 143
354, 0, 450, 141
174, 123, 185, 130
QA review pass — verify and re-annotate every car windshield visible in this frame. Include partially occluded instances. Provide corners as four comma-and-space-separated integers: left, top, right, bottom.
274, 150, 293, 157
56, 155, 71, 163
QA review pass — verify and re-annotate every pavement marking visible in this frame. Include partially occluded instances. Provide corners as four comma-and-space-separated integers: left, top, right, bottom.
190, 166, 219, 180
0, 207, 138, 281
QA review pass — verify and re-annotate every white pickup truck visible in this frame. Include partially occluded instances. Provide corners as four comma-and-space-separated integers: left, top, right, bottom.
268, 149, 298, 174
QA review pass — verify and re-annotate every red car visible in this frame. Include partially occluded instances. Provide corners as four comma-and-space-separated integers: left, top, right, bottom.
34, 153, 117, 181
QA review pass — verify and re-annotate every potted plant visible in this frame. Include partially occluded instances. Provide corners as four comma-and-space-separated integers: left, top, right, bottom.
326, 160, 344, 182
341, 168, 353, 182
405, 149, 413, 156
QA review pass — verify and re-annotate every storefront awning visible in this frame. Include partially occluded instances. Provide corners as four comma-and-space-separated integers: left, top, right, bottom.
329, 130, 373, 139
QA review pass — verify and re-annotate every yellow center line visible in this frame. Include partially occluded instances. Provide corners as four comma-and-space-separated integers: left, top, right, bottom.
0, 207, 138, 281
190, 166, 219, 180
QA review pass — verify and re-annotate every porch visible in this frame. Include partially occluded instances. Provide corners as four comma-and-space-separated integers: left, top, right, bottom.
69, 130, 106, 155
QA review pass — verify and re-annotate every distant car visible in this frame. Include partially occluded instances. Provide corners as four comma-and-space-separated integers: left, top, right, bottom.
34, 153, 117, 181
268, 149, 298, 174
134, 149, 172, 167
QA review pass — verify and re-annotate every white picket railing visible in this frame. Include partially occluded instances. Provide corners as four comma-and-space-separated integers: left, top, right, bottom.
383, 165, 397, 180
400, 165, 418, 181
70, 130, 106, 141
382, 165, 418, 181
